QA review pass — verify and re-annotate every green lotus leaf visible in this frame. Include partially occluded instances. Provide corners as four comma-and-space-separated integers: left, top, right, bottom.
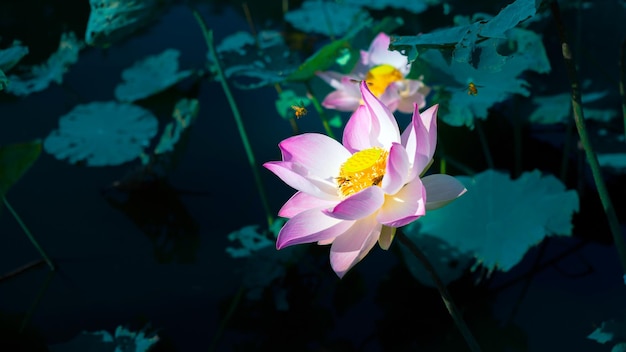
114, 49, 193, 102
0, 140, 42, 200
44, 101, 158, 166
404, 169, 579, 273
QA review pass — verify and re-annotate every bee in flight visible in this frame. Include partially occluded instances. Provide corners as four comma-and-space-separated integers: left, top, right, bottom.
466, 82, 483, 96
291, 101, 308, 119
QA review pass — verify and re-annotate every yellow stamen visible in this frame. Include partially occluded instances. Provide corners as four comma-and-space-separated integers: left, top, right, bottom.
365, 64, 403, 97
336, 147, 388, 198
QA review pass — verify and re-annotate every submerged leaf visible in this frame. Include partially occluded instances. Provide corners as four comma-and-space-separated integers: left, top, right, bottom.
115, 49, 193, 102
274, 90, 310, 120
85, 0, 168, 47
0, 140, 42, 199
153, 98, 199, 155
48, 324, 159, 352
44, 102, 158, 166
0, 40, 29, 72
405, 169, 579, 273
5, 32, 82, 96
0, 69, 6, 91
218, 30, 299, 89
343, 0, 437, 14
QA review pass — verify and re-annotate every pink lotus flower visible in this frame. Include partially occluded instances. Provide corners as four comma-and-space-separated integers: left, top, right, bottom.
317, 32, 430, 114
263, 81, 466, 278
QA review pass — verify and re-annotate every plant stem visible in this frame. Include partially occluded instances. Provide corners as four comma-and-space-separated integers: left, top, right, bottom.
474, 120, 493, 169
208, 285, 244, 352
619, 39, 626, 137
396, 231, 482, 352
0, 259, 44, 283
304, 81, 336, 139
2, 197, 54, 271
550, 1, 626, 282
20, 270, 55, 332
192, 10, 274, 229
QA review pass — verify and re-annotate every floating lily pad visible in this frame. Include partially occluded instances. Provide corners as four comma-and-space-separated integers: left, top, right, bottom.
5, 32, 82, 96
0, 140, 42, 200
114, 49, 193, 102
44, 102, 158, 166
85, 0, 168, 47
405, 169, 579, 273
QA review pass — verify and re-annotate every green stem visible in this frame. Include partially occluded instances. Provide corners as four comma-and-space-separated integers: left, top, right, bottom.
619, 39, 626, 137
192, 10, 274, 228
550, 1, 626, 282
20, 270, 55, 332
208, 285, 245, 352
2, 197, 54, 271
396, 231, 482, 352
304, 81, 336, 139
474, 120, 494, 169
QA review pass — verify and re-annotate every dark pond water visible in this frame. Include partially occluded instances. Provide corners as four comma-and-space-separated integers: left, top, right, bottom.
1, 1, 625, 351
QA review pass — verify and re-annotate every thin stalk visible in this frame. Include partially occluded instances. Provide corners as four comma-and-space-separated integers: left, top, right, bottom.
550, 1, 626, 282
3, 197, 54, 271
304, 81, 336, 139
192, 10, 274, 228
0, 259, 44, 283
396, 231, 482, 352
619, 39, 626, 137
208, 285, 244, 352
20, 270, 55, 332
474, 120, 494, 169
559, 113, 574, 182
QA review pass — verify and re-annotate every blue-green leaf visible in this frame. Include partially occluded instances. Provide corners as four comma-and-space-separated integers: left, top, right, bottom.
0, 40, 29, 72
343, 0, 437, 14
405, 169, 579, 273
48, 324, 159, 352
153, 98, 199, 155
44, 102, 158, 166
423, 28, 549, 128
274, 90, 310, 120
85, 0, 168, 47
114, 49, 193, 102
0, 140, 42, 199
5, 32, 82, 96
284, 0, 370, 37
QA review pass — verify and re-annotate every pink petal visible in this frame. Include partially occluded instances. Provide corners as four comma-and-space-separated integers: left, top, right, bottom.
329, 215, 381, 278
381, 143, 410, 195
279, 191, 338, 218
343, 105, 374, 153
377, 177, 426, 227
323, 186, 385, 220
322, 90, 360, 112
278, 133, 351, 181
364, 33, 410, 75
264, 161, 338, 200
402, 104, 438, 179
276, 208, 354, 249
423, 174, 467, 210
395, 80, 429, 113
360, 81, 400, 148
